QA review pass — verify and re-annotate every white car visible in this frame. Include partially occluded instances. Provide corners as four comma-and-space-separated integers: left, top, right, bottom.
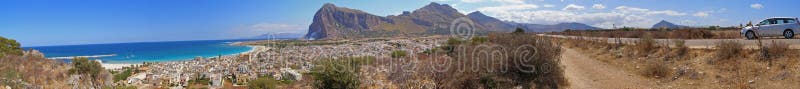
741, 17, 800, 39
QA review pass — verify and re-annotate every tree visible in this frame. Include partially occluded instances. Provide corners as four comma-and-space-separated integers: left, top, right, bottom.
69, 57, 104, 78
310, 57, 368, 89
512, 27, 526, 34
0, 36, 23, 57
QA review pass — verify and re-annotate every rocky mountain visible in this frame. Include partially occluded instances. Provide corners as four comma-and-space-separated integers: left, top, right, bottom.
651, 20, 688, 29
303, 2, 601, 39
467, 11, 515, 32
516, 22, 601, 32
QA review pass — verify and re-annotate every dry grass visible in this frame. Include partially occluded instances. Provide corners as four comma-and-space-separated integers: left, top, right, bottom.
642, 60, 671, 78
760, 41, 791, 60
633, 33, 658, 56
671, 39, 689, 57
560, 35, 800, 89
556, 28, 740, 39
713, 40, 745, 62
0, 51, 72, 88
437, 33, 567, 89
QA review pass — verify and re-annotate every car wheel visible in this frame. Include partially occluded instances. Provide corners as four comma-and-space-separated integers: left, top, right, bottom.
784, 30, 794, 39
746, 31, 756, 40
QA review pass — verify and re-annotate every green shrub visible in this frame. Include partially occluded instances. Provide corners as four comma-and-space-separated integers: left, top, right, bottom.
422, 48, 438, 54
390, 50, 408, 58
113, 67, 134, 82
470, 37, 488, 44
0, 36, 23, 57
310, 57, 374, 89
446, 38, 465, 46
512, 27, 525, 34
479, 76, 497, 89
189, 74, 211, 85
69, 57, 104, 77
249, 76, 280, 89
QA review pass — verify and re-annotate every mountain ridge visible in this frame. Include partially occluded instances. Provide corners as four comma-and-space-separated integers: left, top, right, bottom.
303, 2, 602, 39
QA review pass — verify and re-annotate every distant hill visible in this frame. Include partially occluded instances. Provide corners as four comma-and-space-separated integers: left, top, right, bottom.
516, 22, 601, 32
253, 33, 304, 39
467, 11, 515, 32
303, 2, 602, 39
651, 20, 688, 29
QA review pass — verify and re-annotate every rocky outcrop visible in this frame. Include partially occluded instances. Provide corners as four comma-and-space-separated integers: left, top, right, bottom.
304, 3, 391, 39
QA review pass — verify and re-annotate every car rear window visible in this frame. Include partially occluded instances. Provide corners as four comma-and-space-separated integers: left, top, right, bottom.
787, 19, 797, 23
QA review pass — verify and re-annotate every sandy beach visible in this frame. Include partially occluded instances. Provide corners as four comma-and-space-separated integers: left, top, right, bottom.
102, 63, 136, 70
100, 43, 265, 70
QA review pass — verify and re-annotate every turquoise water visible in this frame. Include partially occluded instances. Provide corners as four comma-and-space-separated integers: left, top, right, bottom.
24, 39, 256, 64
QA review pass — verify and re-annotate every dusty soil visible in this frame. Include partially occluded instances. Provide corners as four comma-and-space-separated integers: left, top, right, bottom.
561, 47, 660, 89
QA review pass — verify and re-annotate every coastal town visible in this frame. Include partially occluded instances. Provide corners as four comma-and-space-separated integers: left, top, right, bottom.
109, 37, 446, 88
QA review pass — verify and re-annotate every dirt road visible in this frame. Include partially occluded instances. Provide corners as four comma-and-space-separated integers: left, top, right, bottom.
561, 47, 659, 89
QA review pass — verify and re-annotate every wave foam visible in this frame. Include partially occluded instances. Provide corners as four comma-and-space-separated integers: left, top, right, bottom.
48, 54, 117, 60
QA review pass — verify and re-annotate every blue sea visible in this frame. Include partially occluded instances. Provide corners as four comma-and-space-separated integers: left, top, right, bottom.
24, 39, 259, 64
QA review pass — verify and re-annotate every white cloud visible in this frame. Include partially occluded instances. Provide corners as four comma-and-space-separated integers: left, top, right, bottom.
477, 4, 539, 13
452, 0, 524, 3
543, 4, 555, 8
750, 3, 763, 9
592, 4, 605, 9
460, 0, 484, 3
491, 0, 524, 3
615, 6, 649, 13
681, 20, 697, 25
614, 6, 686, 16
647, 10, 687, 16
477, 5, 699, 28
693, 11, 710, 17
562, 4, 585, 11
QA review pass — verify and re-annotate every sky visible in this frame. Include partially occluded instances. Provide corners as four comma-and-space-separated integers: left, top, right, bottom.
1, 0, 797, 47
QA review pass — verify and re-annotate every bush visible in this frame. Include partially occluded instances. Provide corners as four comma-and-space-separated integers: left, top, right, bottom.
470, 37, 488, 44
440, 33, 567, 89
189, 74, 211, 85
310, 57, 374, 89
69, 57, 104, 77
642, 61, 671, 78
390, 50, 408, 58
422, 48, 438, 54
761, 41, 791, 60
113, 67, 134, 82
249, 76, 280, 89
714, 40, 744, 61
635, 33, 658, 54
513, 27, 525, 34
672, 39, 689, 57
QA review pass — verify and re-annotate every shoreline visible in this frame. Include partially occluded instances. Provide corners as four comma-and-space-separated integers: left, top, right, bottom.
101, 42, 265, 70
102, 63, 138, 70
